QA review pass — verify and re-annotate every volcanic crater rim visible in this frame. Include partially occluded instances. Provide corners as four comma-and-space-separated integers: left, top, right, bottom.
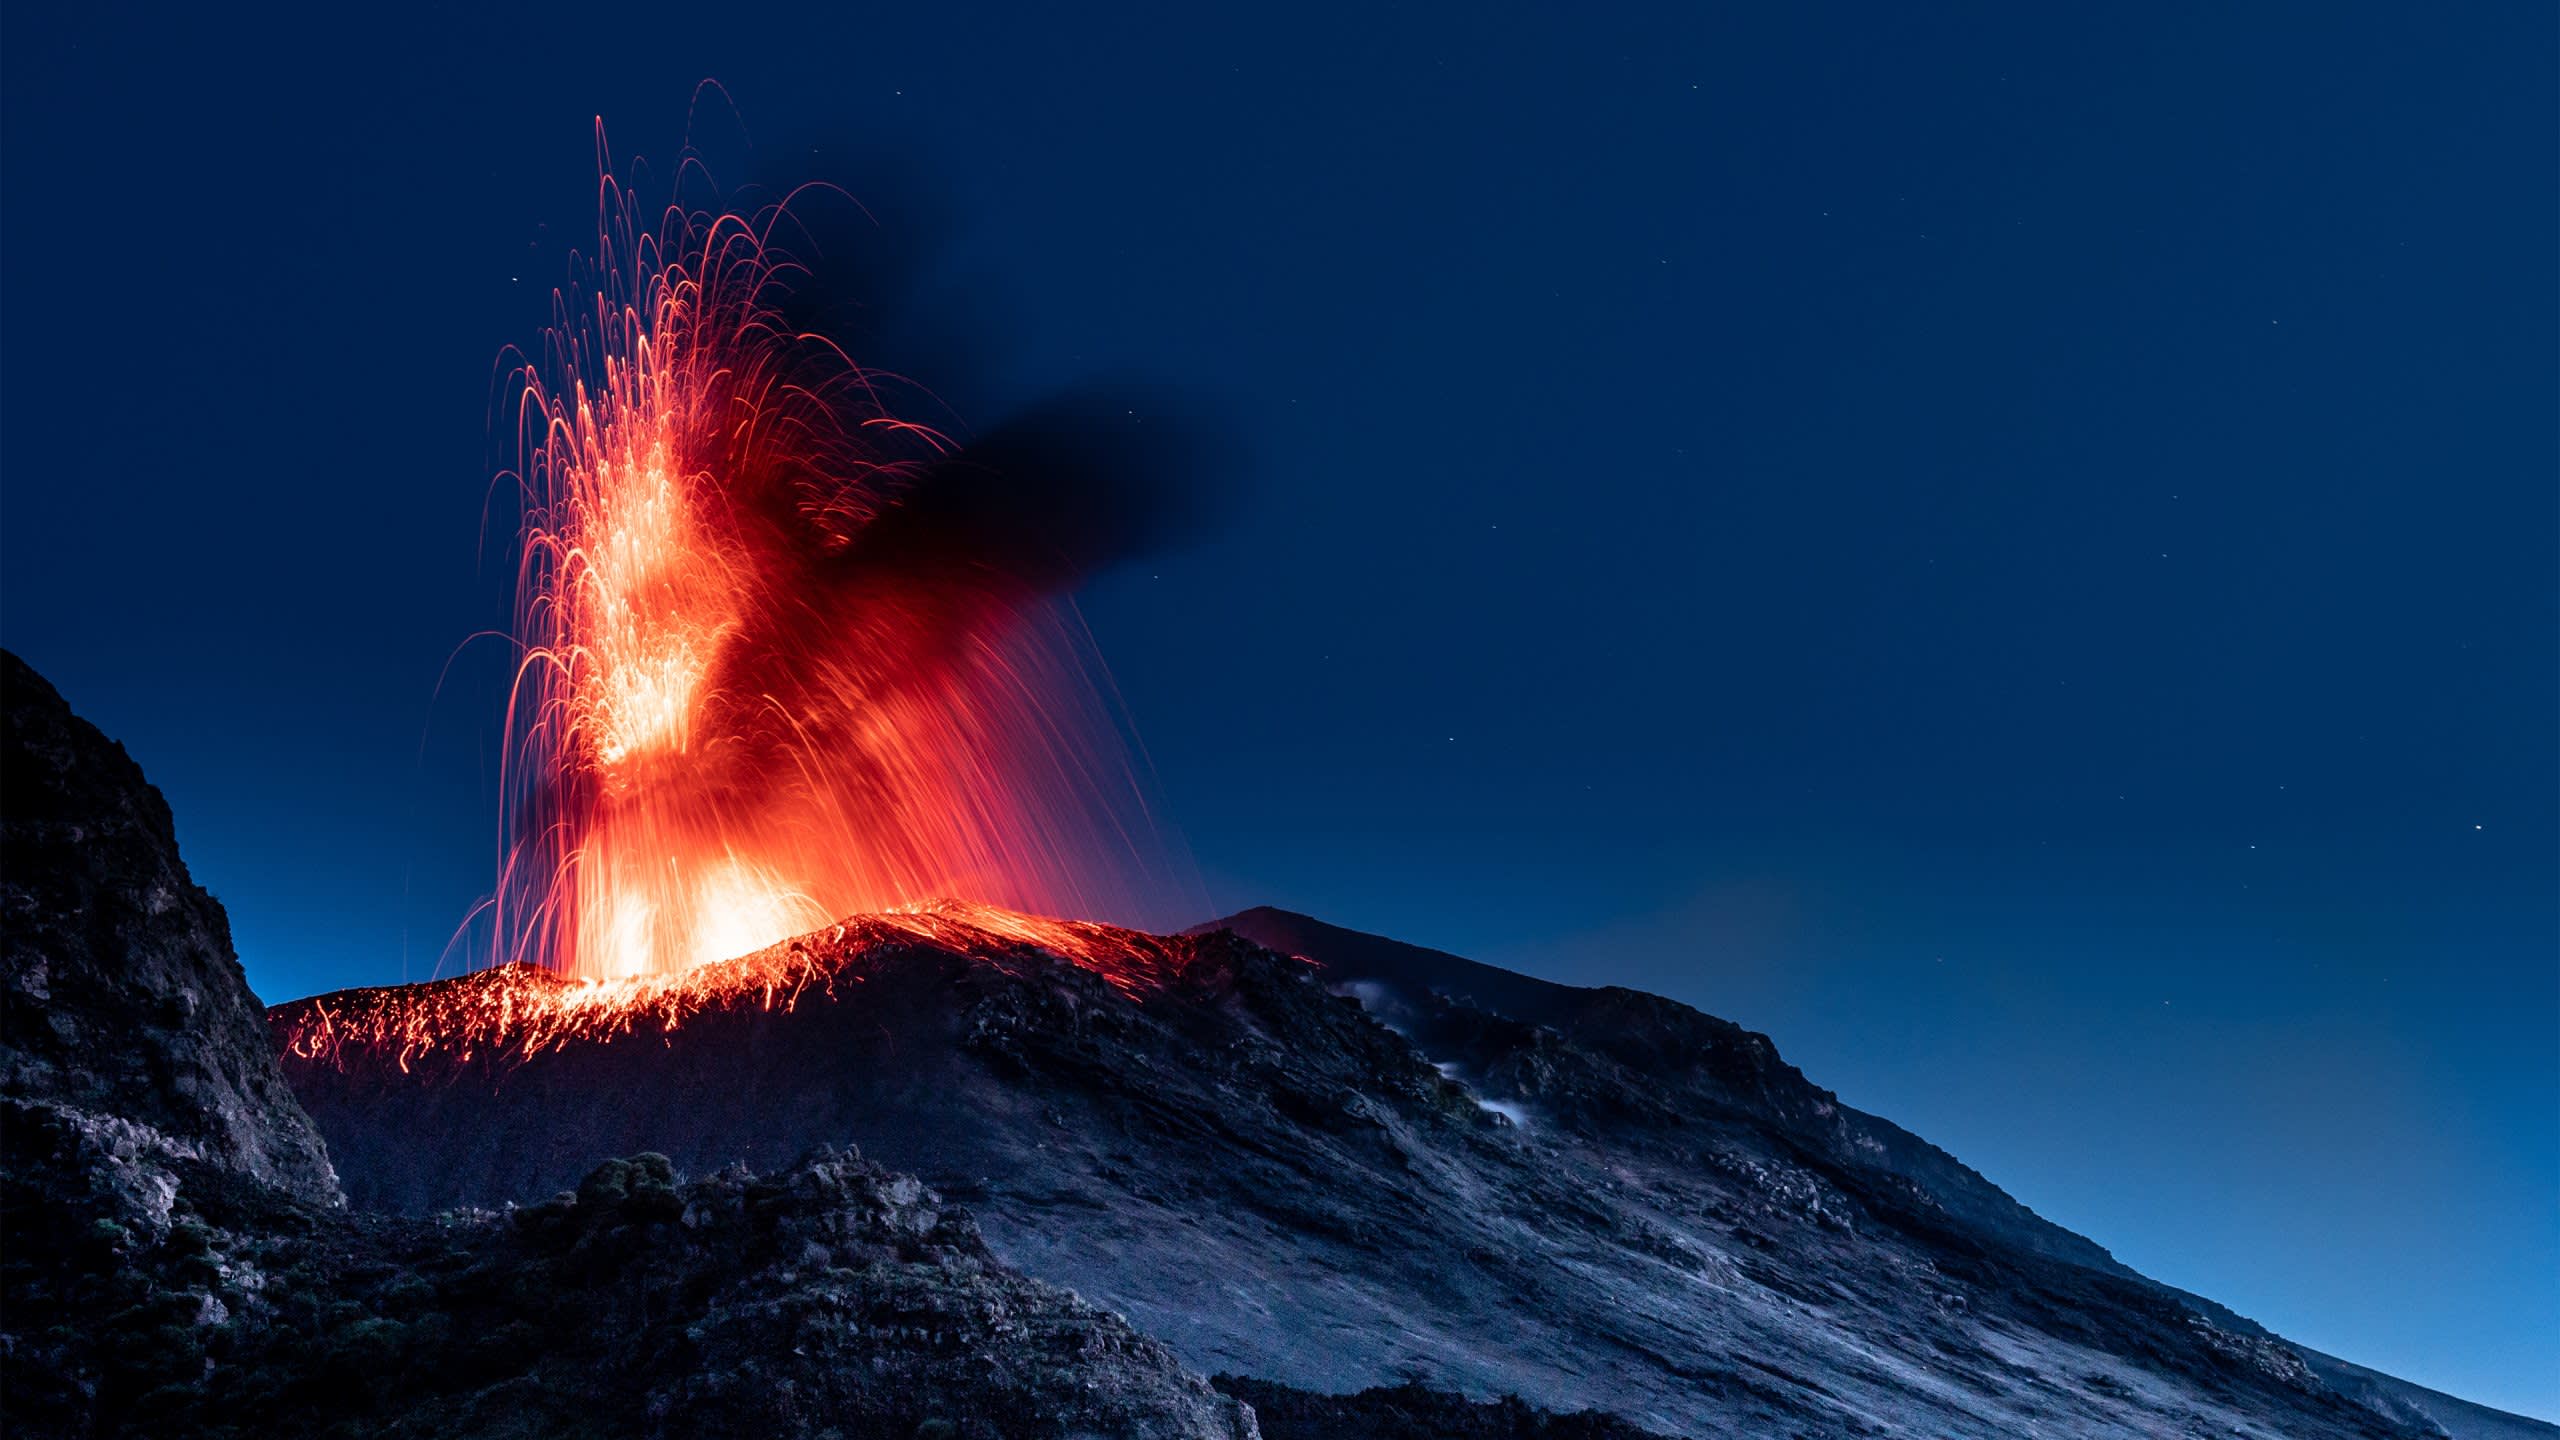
269, 899, 1194, 1072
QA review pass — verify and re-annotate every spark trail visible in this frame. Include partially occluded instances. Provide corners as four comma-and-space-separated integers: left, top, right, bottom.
494, 123, 1173, 982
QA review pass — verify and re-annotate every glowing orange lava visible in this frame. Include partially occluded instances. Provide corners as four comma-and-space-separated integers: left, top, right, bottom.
493, 125, 1175, 981
281, 901, 1186, 1073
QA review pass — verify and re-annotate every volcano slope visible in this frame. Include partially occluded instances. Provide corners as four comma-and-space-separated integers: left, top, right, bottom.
272, 906, 2534, 1438
0, 653, 1269, 1440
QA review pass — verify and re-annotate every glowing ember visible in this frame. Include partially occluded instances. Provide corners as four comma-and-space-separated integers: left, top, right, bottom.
494, 123, 1175, 981
282, 901, 1188, 1073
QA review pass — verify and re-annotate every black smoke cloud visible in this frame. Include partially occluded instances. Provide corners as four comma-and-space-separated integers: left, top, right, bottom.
724, 137, 1237, 608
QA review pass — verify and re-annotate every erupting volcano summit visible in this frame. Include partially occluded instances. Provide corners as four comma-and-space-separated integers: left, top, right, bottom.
494, 126, 1175, 983
277, 899, 1196, 1072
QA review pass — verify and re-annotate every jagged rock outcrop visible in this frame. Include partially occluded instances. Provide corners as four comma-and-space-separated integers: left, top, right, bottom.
0, 650, 339, 1209
0, 1129, 1258, 1439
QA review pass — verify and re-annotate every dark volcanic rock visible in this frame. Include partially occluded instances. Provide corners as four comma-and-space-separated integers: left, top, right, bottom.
1, 650, 339, 1209
277, 911, 2470, 1438
0, 1132, 1256, 1439
1206, 906, 2129, 1276
0, 655, 1260, 1440
1213, 1376, 1675, 1439
8, 650, 2524, 1440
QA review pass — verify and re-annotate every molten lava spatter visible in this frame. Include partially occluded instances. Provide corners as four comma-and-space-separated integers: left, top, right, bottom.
283, 901, 1190, 1072
496, 126, 1174, 981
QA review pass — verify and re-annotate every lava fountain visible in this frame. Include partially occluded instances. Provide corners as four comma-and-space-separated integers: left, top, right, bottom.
493, 126, 1179, 982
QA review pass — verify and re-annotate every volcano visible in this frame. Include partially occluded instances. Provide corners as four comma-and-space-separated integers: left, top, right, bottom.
271, 904, 2535, 1439
6, 652, 2543, 1439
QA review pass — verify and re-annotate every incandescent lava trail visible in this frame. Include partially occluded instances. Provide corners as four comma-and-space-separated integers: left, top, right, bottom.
493, 123, 1179, 982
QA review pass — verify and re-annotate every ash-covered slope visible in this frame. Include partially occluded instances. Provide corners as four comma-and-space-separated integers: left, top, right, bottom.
2298, 1349, 2559, 1440
1199, 907, 2132, 1277
274, 904, 2506, 1439
1206, 908, 2557, 1440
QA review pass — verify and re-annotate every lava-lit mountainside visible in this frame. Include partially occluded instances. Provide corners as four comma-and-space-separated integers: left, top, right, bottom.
275, 902, 1189, 1072
487, 130, 1189, 985
3, 651, 1686, 1440
268, 907, 2519, 1439
0, 652, 1259, 1440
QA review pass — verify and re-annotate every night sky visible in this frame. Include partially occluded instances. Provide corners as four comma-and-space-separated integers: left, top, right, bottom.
3, 2, 2551, 1418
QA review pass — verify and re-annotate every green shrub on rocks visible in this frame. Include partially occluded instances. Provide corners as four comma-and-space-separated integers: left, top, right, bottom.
575, 1159, 632, 1209
626, 1152, 683, 1222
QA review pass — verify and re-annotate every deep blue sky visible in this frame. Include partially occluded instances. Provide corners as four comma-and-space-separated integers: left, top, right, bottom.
4, 1, 2551, 1418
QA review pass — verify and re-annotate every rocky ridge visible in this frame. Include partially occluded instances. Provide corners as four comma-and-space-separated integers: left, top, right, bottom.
271, 899, 2486, 1438
0, 652, 338, 1209
0, 1118, 1260, 1439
